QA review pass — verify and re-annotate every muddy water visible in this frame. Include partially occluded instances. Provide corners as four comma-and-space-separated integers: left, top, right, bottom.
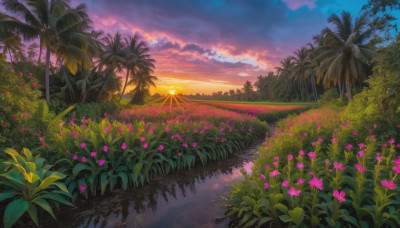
42, 142, 261, 228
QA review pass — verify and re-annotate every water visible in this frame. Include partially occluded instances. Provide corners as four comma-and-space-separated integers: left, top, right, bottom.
41, 143, 260, 228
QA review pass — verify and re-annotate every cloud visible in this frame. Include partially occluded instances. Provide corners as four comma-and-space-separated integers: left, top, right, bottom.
281, 0, 318, 10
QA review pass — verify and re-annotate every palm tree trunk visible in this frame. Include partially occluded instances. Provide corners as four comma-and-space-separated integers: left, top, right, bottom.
8, 50, 13, 63
346, 80, 352, 102
311, 75, 318, 102
45, 47, 51, 104
299, 83, 304, 102
119, 69, 130, 101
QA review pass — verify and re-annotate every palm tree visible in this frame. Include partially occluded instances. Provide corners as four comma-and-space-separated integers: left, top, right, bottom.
2, 0, 94, 103
0, 34, 24, 62
120, 34, 155, 101
316, 11, 376, 101
291, 47, 310, 101
242, 80, 254, 101
129, 69, 157, 105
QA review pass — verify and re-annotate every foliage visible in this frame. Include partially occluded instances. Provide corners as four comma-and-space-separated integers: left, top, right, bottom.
0, 148, 73, 228
39, 104, 269, 199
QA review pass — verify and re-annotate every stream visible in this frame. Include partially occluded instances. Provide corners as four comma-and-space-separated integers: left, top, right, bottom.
41, 142, 262, 228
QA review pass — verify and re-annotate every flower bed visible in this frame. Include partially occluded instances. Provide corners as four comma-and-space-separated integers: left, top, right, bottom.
225, 108, 400, 227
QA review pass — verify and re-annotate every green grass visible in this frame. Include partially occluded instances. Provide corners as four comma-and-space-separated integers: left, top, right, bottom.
193, 100, 317, 107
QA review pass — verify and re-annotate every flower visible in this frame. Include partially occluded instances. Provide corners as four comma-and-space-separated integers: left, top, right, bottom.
308, 172, 314, 176
388, 138, 395, 144
377, 154, 382, 163
333, 162, 346, 171
296, 162, 304, 169
287, 154, 293, 160
269, 170, 280, 178
122, 142, 127, 150
381, 180, 396, 189
192, 142, 197, 147
80, 184, 86, 193
73, 155, 78, 160
264, 182, 269, 189
353, 130, 358, 136
393, 166, 400, 174
158, 145, 164, 150
80, 143, 86, 149
143, 143, 148, 149
309, 176, 323, 190
140, 137, 145, 142
265, 165, 270, 169
358, 143, 365, 148
357, 150, 365, 157
308, 152, 315, 160
179, 152, 182, 156
282, 180, 289, 188
103, 146, 108, 152
32, 83, 37, 88
165, 126, 169, 133
91, 152, 97, 157
66, 150, 70, 154
81, 156, 87, 163
98, 160, 105, 166
355, 164, 367, 173
259, 175, 266, 179
299, 150, 305, 156
325, 159, 331, 165
182, 142, 188, 148
296, 178, 305, 185
288, 187, 301, 197
333, 190, 346, 203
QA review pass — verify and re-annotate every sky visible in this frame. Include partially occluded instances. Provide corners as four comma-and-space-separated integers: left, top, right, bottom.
26, 1, 400, 94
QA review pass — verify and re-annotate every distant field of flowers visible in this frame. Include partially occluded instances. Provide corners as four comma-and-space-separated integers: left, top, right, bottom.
225, 108, 400, 227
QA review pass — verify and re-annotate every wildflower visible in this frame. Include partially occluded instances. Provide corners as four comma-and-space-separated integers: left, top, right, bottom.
308, 152, 316, 160
308, 172, 314, 176
143, 143, 148, 149
91, 152, 97, 157
299, 150, 305, 156
309, 176, 323, 190
80, 143, 86, 149
32, 83, 37, 88
269, 170, 280, 178
297, 162, 304, 169
158, 145, 164, 150
377, 153, 383, 163
192, 142, 197, 147
333, 162, 346, 171
98, 160, 105, 166
353, 131, 358, 136
259, 175, 266, 179
140, 137, 145, 142
288, 187, 301, 197
333, 190, 346, 203
388, 138, 395, 144
103, 146, 108, 152
264, 182, 269, 189
273, 161, 278, 167
296, 178, 305, 185
381, 180, 396, 189
265, 165, 270, 169
325, 159, 331, 165
165, 126, 169, 133
357, 150, 365, 157
80, 184, 86, 193
73, 155, 78, 160
331, 137, 338, 143
66, 150, 70, 154
355, 164, 367, 173
179, 152, 182, 157
287, 154, 293, 160
81, 156, 87, 163
358, 143, 365, 148
122, 142, 127, 150
345, 144, 353, 150
393, 166, 400, 174
282, 180, 289, 188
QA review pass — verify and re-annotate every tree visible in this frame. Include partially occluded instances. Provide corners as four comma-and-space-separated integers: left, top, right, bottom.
120, 34, 155, 101
129, 69, 157, 105
2, 0, 94, 103
316, 11, 376, 101
242, 80, 254, 101
0, 34, 24, 62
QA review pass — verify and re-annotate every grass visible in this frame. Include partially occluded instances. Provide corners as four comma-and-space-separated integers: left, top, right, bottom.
193, 100, 317, 107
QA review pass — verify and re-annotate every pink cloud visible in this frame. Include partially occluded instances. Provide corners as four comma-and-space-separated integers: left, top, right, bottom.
281, 0, 318, 10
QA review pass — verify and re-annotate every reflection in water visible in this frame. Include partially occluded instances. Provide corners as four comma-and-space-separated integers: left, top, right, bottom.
42, 143, 259, 228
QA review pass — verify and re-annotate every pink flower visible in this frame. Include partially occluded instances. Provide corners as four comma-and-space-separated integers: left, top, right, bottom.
29, 73, 32, 77
377, 154, 382, 163
273, 161, 278, 167
259, 175, 266, 179
393, 166, 400, 174
98, 160, 105, 166
91, 152, 97, 157
282, 180, 289, 188
325, 159, 331, 165
182, 142, 188, 148
381, 180, 396, 189
333, 190, 346, 203
80, 143, 86, 149
66, 150, 70, 154
287, 154, 293, 160
104, 113, 108, 117
296, 178, 305, 185
355, 164, 367, 173
388, 138, 395, 144
192, 142, 197, 147
357, 150, 365, 157
179, 152, 182, 157
345, 144, 353, 150
353, 130, 358, 136
288, 187, 301, 197
32, 83, 37, 88
309, 176, 323, 190
331, 137, 338, 143
299, 150, 305, 156
122, 142, 127, 150
80, 184, 86, 193
143, 143, 148, 149
264, 182, 269, 189
358, 143, 365, 148
333, 162, 346, 171
269, 170, 280, 178
308, 172, 314, 176
81, 156, 87, 163
103, 146, 108, 152
73, 155, 78, 160
265, 165, 270, 169
165, 126, 169, 133
297, 162, 304, 169
158, 145, 164, 150
140, 137, 145, 142
308, 152, 315, 160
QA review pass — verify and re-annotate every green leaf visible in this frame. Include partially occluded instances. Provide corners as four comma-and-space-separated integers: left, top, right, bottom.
133, 162, 143, 183
0, 193, 16, 202
257, 217, 272, 227
27, 204, 39, 227
40, 194, 74, 207
72, 163, 92, 178
274, 203, 288, 213
4, 199, 29, 228
32, 198, 56, 220
289, 207, 305, 226
279, 215, 292, 223
34, 172, 65, 194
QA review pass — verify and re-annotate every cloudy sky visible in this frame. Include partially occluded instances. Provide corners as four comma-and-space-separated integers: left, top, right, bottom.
70, 0, 372, 94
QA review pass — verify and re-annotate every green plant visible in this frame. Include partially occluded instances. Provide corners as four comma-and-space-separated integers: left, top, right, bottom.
0, 148, 73, 228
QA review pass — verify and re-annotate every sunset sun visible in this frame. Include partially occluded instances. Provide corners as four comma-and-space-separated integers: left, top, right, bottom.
169, 90, 175, 95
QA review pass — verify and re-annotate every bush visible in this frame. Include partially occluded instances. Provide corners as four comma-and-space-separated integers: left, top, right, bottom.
256, 107, 311, 123
67, 102, 120, 122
